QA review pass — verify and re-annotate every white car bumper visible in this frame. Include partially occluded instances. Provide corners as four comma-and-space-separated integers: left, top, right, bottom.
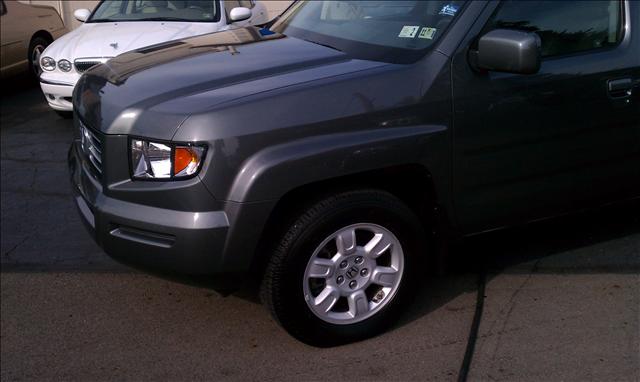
40, 79, 75, 111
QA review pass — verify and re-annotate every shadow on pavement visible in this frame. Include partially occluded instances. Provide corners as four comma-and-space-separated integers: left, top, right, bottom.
1, 74, 39, 98
399, 198, 640, 327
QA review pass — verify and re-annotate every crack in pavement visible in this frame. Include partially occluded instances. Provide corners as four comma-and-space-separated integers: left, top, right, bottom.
2, 236, 30, 263
29, 166, 38, 191
485, 258, 542, 372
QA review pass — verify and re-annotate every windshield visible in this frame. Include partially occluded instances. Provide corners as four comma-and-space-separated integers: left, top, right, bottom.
88, 0, 220, 23
272, 1, 465, 64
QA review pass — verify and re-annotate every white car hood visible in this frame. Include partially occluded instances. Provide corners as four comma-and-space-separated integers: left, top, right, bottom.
44, 21, 223, 60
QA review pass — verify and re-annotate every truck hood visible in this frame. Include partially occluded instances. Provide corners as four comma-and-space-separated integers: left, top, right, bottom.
43, 21, 220, 61
75, 27, 388, 140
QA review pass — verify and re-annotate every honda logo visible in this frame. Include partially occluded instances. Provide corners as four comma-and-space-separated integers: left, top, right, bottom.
345, 266, 359, 279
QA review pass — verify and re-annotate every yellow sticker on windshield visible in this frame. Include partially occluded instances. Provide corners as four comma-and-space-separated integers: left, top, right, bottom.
418, 27, 437, 40
398, 26, 420, 38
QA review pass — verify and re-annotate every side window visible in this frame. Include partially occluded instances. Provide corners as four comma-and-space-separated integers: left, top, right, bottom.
98, 0, 125, 17
486, 0, 623, 58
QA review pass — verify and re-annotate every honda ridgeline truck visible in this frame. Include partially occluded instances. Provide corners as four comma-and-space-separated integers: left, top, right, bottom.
69, 0, 640, 345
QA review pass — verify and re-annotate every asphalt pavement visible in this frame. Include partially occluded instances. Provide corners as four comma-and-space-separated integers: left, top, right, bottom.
1, 80, 639, 381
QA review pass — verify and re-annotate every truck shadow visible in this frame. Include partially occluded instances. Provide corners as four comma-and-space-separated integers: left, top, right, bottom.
398, 199, 640, 328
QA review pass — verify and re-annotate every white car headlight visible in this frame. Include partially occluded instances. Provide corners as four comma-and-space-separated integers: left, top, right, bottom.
41, 57, 56, 71
58, 59, 72, 72
130, 139, 206, 180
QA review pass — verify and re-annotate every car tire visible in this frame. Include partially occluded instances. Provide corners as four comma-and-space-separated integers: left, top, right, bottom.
261, 189, 426, 346
28, 36, 51, 80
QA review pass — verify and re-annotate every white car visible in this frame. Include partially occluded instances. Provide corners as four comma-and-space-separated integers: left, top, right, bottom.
39, 0, 268, 116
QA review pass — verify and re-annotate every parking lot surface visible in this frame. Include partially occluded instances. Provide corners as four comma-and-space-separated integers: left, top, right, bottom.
2, 82, 639, 381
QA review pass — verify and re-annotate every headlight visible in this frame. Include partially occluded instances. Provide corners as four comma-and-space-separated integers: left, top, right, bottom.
58, 59, 72, 72
130, 139, 206, 180
41, 57, 56, 71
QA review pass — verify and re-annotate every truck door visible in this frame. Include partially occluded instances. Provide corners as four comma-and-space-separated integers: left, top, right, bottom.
451, 0, 640, 233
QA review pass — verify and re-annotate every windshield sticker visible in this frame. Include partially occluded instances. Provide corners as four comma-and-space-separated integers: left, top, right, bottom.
259, 27, 275, 36
398, 25, 420, 38
439, 4, 459, 16
418, 27, 437, 40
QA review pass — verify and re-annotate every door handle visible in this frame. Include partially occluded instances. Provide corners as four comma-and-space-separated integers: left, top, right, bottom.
607, 78, 633, 99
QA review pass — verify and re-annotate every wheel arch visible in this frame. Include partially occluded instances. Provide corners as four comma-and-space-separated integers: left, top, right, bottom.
219, 125, 455, 283
246, 163, 450, 282
31, 30, 54, 45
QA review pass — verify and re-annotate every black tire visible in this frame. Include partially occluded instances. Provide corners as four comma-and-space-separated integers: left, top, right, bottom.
260, 189, 427, 346
28, 36, 51, 80
54, 110, 73, 119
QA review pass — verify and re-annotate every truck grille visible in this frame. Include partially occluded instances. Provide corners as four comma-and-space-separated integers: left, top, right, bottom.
74, 60, 103, 73
79, 121, 103, 177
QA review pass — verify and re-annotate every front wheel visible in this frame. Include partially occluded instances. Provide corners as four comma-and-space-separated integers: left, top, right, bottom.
28, 36, 50, 80
261, 190, 426, 346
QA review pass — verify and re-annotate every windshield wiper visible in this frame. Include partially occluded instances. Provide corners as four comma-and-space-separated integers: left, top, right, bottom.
88, 18, 117, 22
140, 17, 194, 22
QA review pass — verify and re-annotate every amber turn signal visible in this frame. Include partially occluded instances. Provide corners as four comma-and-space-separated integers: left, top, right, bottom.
173, 146, 206, 177
174, 147, 197, 175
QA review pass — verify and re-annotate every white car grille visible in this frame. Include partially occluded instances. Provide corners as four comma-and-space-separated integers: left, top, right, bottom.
74, 60, 103, 73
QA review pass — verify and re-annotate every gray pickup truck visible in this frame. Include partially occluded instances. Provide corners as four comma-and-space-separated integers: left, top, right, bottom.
69, 0, 639, 346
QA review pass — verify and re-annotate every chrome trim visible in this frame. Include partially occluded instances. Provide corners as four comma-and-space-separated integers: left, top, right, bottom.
80, 121, 103, 176
39, 79, 74, 86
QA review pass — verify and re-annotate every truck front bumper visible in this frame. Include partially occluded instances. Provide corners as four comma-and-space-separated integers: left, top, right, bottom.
68, 140, 249, 288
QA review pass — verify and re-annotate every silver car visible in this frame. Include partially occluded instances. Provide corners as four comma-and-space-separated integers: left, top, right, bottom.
0, 0, 66, 79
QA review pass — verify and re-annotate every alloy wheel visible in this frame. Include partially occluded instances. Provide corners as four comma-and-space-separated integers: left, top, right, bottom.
302, 223, 404, 325
31, 44, 46, 77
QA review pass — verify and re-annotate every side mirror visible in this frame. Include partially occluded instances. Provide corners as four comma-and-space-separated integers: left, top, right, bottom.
229, 7, 252, 23
74, 8, 91, 22
476, 29, 541, 74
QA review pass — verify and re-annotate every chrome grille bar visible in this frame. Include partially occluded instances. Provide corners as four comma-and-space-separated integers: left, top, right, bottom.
79, 121, 103, 177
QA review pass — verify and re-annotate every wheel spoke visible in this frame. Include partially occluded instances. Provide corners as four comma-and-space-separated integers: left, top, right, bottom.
371, 266, 398, 287
336, 228, 356, 255
347, 290, 369, 318
364, 233, 393, 259
32, 46, 44, 76
314, 286, 339, 313
308, 258, 335, 278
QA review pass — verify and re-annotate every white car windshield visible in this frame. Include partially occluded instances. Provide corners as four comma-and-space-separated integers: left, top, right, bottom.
88, 0, 220, 23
